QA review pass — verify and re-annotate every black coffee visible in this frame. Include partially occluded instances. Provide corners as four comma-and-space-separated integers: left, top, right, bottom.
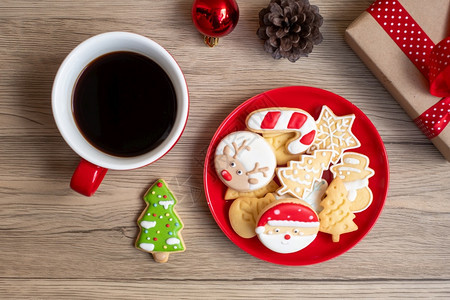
72, 51, 177, 157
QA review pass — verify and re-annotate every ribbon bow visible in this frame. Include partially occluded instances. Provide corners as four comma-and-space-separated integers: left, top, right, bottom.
368, 0, 450, 138
428, 37, 450, 97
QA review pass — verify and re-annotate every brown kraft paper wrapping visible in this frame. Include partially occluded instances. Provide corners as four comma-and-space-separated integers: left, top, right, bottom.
345, 0, 450, 161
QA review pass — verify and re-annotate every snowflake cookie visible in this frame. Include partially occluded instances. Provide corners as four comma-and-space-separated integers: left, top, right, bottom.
308, 106, 361, 164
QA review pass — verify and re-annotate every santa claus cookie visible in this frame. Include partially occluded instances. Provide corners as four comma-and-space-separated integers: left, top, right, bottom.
255, 199, 320, 254
214, 131, 276, 192
246, 108, 317, 155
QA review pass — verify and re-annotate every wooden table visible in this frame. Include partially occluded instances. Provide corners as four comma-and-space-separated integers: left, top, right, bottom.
1, 0, 449, 298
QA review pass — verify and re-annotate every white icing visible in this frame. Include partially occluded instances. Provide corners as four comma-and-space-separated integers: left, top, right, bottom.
214, 131, 276, 191
257, 232, 318, 254
139, 243, 155, 252
344, 157, 361, 164
267, 220, 320, 228
255, 226, 265, 234
304, 179, 328, 212
330, 152, 375, 211
347, 189, 357, 202
282, 172, 310, 186
159, 200, 174, 209
337, 166, 362, 173
277, 150, 332, 198
166, 237, 180, 245
311, 106, 361, 163
343, 178, 369, 192
140, 221, 156, 229
246, 109, 317, 154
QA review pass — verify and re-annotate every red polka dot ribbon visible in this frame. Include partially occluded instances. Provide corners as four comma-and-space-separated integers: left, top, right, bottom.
368, 0, 450, 139
429, 38, 450, 97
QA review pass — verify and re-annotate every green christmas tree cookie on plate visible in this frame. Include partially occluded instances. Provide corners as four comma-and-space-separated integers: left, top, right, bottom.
135, 179, 185, 263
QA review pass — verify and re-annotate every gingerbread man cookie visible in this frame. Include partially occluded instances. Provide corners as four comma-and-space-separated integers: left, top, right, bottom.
214, 131, 276, 192
330, 152, 375, 212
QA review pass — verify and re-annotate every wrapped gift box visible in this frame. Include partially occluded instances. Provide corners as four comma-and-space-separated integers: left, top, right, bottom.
345, 0, 450, 161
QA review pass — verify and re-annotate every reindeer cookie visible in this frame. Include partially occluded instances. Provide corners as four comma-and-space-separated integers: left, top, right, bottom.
214, 131, 277, 192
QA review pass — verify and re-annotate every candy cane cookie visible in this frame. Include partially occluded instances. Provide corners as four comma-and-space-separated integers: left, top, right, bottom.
245, 108, 317, 155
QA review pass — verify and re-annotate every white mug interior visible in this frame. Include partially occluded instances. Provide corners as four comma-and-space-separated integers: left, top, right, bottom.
52, 32, 189, 170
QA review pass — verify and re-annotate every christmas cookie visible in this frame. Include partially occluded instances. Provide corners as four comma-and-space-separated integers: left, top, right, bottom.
330, 152, 375, 212
214, 131, 276, 192
255, 199, 320, 254
246, 108, 317, 154
135, 179, 185, 263
303, 179, 328, 213
308, 106, 361, 164
229, 193, 277, 238
224, 180, 279, 200
319, 177, 358, 242
277, 150, 333, 199
263, 132, 300, 165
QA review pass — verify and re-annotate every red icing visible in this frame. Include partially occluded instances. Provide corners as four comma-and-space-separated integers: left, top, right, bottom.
287, 112, 307, 129
163, 195, 167, 199
284, 234, 291, 240
221, 170, 232, 181
300, 130, 316, 145
166, 224, 170, 228
257, 202, 318, 227
157, 182, 163, 188
261, 111, 281, 129
153, 213, 157, 217
153, 237, 158, 241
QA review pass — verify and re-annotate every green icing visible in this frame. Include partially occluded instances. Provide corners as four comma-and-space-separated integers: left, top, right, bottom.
136, 179, 185, 253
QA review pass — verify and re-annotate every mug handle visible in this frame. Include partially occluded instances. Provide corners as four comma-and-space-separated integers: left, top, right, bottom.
70, 159, 108, 196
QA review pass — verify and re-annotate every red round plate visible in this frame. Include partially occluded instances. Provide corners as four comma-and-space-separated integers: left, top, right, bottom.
203, 86, 389, 265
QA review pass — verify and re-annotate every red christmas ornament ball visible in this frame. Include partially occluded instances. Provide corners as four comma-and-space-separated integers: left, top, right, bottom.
192, 0, 239, 46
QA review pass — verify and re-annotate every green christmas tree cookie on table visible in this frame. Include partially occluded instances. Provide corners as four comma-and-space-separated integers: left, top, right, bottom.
135, 179, 185, 263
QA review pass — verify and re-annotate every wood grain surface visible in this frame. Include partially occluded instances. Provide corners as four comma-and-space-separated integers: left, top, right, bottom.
1, 0, 449, 298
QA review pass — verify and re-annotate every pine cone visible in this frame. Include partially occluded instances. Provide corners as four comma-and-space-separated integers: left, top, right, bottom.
257, 0, 323, 62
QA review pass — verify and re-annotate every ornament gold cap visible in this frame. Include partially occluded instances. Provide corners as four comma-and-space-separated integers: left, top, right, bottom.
204, 36, 219, 47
